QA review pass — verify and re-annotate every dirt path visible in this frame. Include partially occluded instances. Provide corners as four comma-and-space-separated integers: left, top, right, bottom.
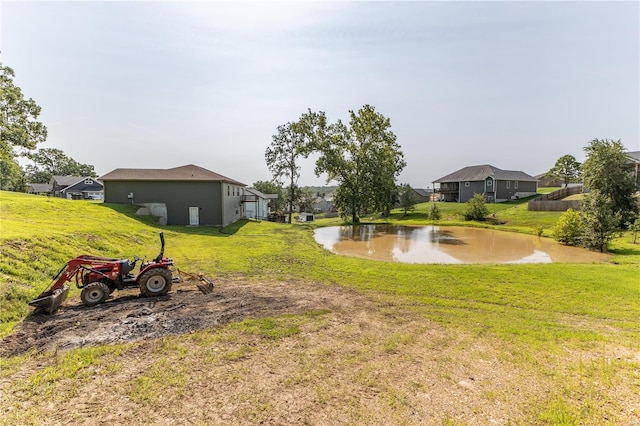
1, 279, 341, 357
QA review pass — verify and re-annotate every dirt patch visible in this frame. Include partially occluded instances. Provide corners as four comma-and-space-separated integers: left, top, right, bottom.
0, 279, 341, 357
2, 280, 638, 425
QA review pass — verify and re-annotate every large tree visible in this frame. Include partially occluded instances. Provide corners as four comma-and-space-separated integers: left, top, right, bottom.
0, 61, 48, 189
581, 138, 637, 225
303, 105, 406, 223
265, 123, 311, 223
548, 154, 581, 187
25, 148, 97, 184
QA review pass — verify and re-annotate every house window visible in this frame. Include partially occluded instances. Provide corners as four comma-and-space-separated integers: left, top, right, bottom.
487, 179, 493, 187
465, 182, 470, 187
227, 185, 230, 196
506, 181, 510, 189
515, 181, 519, 189
84, 179, 93, 184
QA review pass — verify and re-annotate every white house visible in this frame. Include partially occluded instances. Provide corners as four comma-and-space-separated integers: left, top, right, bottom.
243, 188, 278, 220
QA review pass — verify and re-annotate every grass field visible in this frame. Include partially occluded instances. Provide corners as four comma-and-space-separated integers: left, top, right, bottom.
1, 191, 638, 425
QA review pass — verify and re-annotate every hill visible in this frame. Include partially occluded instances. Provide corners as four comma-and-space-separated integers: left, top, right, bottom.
0, 191, 639, 425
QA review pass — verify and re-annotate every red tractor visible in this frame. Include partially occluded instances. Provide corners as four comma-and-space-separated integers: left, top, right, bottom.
29, 232, 210, 313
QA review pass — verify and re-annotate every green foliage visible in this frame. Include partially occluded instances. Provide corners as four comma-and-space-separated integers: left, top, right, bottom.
265, 122, 310, 223
0, 157, 26, 191
0, 62, 47, 151
581, 190, 621, 252
299, 105, 406, 222
463, 193, 489, 221
24, 148, 97, 183
581, 138, 637, 224
553, 208, 584, 246
548, 154, 581, 187
398, 183, 416, 216
627, 214, 640, 244
429, 203, 441, 223
0, 61, 47, 190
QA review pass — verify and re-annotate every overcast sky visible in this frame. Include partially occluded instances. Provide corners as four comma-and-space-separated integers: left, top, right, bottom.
1, 1, 638, 188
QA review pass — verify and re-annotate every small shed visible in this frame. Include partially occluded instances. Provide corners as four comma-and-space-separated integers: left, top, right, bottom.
297, 213, 315, 222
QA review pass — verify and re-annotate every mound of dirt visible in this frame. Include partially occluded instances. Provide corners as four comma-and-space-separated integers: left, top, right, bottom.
1, 280, 341, 357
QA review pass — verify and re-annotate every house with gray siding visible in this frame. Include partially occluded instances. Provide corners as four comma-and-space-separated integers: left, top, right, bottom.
433, 165, 538, 203
99, 165, 246, 226
51, 175, 104, 199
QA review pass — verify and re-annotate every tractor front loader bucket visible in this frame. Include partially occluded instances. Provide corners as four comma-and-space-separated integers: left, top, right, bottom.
29, 284, 70, 314
176, 270, 215, 294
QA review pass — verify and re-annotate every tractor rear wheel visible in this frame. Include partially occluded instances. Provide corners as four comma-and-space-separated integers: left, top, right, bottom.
139, 268, 172, 297
80, 282, 110, 306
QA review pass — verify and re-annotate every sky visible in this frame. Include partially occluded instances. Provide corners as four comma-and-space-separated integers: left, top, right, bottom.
1, 1, 638, 188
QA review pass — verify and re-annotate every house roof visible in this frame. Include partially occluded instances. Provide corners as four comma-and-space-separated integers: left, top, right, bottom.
627, 151, 640, 163
29, 183, 52, 193
52, 175, 84, 186
413, 188, 432, 197
246, 188, 279, 199
99, 164, 246, 186
433, 165, 537, 183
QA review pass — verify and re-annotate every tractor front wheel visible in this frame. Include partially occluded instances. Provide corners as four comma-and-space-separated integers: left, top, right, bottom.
139, 268, 172, 297
80, 282, 110, 306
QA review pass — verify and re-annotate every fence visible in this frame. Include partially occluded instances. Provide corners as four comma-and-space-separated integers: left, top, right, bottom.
527, 186, 583, 212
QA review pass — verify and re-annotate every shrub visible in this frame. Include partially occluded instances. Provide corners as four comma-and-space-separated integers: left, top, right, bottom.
464, 193, 488, 221
553, 209, 584, 246
429, 203, 442, 223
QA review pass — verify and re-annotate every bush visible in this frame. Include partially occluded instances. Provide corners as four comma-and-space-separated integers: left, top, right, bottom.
553, 209, 584, 246
464, 193, 488, 221
429, 203, 442, 223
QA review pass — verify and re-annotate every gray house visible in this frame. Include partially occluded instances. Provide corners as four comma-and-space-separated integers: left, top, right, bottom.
51, 175, 104, 199
99, 164, 246, 226
433, 165, 538, 203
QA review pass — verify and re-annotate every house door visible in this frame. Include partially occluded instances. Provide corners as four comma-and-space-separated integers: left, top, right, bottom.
189, 207, 199, 225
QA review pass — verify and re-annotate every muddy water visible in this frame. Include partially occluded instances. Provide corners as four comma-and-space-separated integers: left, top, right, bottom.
314, 225, 610, 264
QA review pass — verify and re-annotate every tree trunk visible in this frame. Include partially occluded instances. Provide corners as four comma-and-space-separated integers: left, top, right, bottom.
352, 211, 359, 223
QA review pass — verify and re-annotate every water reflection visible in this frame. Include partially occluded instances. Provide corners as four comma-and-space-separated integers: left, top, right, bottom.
314, 225, 610, 264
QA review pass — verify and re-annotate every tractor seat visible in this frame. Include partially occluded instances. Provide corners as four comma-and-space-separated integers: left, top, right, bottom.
120, 260, 135, 276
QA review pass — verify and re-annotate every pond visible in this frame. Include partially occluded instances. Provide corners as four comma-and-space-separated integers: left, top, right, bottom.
313, 225, 611, 264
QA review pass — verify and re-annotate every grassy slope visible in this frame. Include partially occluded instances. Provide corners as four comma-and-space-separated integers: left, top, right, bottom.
1, 191, 639, 424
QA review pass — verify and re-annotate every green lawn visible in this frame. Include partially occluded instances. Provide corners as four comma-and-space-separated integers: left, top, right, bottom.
1, 190, 639, 424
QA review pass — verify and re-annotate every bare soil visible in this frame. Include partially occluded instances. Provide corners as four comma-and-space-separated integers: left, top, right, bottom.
1, 279, 638, 425
1, 279, 338, 357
